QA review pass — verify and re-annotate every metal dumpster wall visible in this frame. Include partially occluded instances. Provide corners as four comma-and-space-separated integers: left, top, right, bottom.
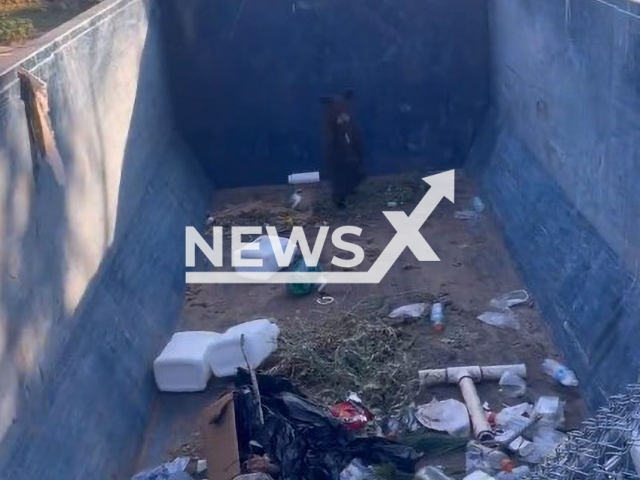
159, 0, 490, 187
469, 0, 640, 408
0, 1, 212, 478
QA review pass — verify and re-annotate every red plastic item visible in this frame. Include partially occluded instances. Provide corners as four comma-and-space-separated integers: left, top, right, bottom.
330, 400, 374, 431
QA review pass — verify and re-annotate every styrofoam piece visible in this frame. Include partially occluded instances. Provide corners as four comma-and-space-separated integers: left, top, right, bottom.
209, 319, 280, 377
233, 235, 296, 279
154, 331, 222, 392
288, 171, 320, 184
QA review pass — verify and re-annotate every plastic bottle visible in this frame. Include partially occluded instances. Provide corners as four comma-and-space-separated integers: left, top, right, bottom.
473, 196, 486, 213
542, 359, 579, 387
431, 302, 445, 332
486, 450, 514, 473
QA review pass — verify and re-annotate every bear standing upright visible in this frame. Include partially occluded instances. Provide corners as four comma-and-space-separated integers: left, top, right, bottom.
320, 90, 366, 208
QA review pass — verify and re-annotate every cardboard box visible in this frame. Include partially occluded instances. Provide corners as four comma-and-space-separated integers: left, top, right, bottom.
200, 393, 241, 480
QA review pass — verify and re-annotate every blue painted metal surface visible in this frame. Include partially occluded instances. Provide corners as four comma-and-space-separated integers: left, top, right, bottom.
159, 0, 490, 187
468, 116, 640, 409
0, 1, 212, 478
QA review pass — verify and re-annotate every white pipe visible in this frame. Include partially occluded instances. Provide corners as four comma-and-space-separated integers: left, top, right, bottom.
459, 376, 494, 441
419, 364, 526, 386
288, 171, 320, 184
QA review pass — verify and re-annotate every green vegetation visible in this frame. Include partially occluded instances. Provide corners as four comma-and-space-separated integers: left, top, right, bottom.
0, 14, 34, 43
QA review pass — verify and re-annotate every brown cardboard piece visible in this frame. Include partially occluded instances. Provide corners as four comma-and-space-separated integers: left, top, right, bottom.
200, 393, 241, 480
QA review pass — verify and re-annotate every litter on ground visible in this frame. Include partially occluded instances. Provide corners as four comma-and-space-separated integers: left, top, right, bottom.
138, 177, 588, 480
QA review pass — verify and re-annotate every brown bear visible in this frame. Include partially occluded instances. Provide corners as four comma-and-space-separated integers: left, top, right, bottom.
320, 90, 366, 208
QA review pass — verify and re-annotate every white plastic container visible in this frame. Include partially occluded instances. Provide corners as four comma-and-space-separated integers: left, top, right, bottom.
153, 331, 222, 392
208, 319, 280, 377
288, 171, 320, 184
233, 235, 296, 279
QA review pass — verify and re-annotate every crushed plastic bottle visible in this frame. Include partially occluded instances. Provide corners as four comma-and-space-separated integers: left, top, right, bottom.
542, 359, 578, 387
431, 303, 445, 332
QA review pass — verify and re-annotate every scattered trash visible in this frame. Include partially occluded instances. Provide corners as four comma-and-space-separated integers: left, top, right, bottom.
416, 398, 471, 438
430, 302, 445, 333
463, 472, 496, 480
340, 459, 374, 480
523, 427, 567, 463
473, 197, 486, 213
154, 331, 222, 392
331, 396, 375, 431
209, 319, 280, 377
495, 404, 532, 429
533, 396, 565, 429
414, 465, 454, 480
206, 215, 215, 226
286, 257, 323, 297
465, 442, 514, 475
389, 303, 427, 319
233, 372, 420, 480
505, 437, 535, 458
317, 296, 335, 305
387, 201, 398, 208
489, 290, 530, 310
496, 466, 530, 480
419, 364, 526, 441
542, 359, 578, 387
499, 370, 527, 398
477, 310, 520, 330
131, 457, 190, 480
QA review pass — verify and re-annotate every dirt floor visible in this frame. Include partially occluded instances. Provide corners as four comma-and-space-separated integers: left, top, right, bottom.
138, 171, 588, 478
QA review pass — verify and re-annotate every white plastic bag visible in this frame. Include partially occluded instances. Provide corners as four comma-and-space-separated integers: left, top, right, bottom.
495, 403, 532, 429
489, 290, 530, 310
499, 370, 527, 397
477, 309, 520, 330
389, 303, 428, 319
416, 398, 471, 438
533, 396, 565, 429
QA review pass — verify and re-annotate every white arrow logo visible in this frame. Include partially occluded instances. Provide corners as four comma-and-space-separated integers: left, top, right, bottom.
186, 170, 455, 284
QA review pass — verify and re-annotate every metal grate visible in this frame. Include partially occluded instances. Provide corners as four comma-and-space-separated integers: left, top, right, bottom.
528, 384, 640, 480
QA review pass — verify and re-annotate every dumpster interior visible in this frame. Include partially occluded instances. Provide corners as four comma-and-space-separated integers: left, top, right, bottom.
0, 0, 639, 478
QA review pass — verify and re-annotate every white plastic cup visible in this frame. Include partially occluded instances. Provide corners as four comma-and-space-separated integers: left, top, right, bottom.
288, 171, 320, 184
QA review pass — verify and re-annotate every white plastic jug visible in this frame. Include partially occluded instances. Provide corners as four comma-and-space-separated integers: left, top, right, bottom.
208, 319, 280, 377
154, 331, 222, 392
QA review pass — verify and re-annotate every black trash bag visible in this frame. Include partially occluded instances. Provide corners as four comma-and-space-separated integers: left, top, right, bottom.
235, 369, 305, 397
348, 437, 422, 473
233, 373, 421, 480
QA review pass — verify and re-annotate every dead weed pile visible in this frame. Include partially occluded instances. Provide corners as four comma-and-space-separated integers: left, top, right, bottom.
267, 293, 434, 412
207, 200, 321, 235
